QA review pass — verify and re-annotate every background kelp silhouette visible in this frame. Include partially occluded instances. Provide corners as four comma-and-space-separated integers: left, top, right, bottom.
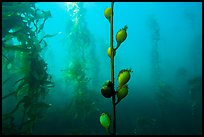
2, 2, 202, 135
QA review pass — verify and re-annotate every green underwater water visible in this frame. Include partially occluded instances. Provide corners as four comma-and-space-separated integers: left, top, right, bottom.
2, 2, 202, 135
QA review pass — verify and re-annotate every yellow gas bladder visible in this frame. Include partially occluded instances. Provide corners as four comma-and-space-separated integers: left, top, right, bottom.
117, 85, 128, 102
104, 7, 112, 22
116, 25, 128, 48
99, 112, 111, 129
118, 69, 131, 88
107, 47, 116, 58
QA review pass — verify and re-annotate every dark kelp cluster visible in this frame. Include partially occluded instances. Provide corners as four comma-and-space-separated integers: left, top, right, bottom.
2, 2, 54, 135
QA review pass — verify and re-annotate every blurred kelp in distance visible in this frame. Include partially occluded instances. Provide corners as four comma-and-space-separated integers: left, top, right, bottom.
175, 67, 188, 78
147, 15, 161, 85
147, 15, 176, 134
2, 2, 55, 135
61, 2, 103, 134
188, 75, 202, 116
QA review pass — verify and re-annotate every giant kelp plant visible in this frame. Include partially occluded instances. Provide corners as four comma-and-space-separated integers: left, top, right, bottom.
61, 2, 103, 134
99, 2, 132, 135
148, 16, 175, 134
184, 11, 202, 119
2, 2, 55, 135
148, 16, 161, 84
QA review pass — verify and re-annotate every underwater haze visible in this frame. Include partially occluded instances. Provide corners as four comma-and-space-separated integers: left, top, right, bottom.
2, 2, 202, 135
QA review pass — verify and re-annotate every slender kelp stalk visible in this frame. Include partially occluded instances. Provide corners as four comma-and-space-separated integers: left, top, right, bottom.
110, 2, 116, 135
100, 2, 130, 135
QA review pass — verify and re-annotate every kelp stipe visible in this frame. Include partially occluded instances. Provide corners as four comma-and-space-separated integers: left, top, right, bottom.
99, 2, 132, 135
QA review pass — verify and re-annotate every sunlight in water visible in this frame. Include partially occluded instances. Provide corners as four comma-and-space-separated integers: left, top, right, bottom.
65, 2, 79, 13
65, 2, 80, 25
